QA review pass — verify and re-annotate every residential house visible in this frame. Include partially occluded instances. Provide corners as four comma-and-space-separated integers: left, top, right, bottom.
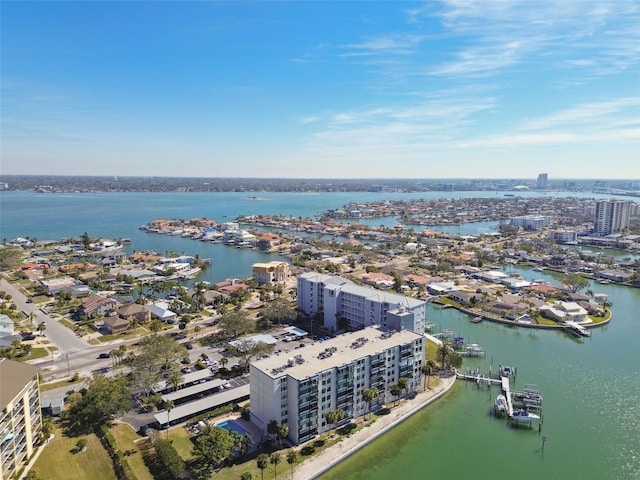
252, 261, 290, 285
103, 316, 130, 334
79, 294, 120, 318
118, 303, 151, 324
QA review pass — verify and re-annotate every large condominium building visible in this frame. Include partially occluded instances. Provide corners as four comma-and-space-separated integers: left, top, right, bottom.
536, 173, 548, 189
297, 273, 426, 334
509, 215, 551, 231
250, 326, 425, 444
595, 200, 631, 234
1, 359, 42, 479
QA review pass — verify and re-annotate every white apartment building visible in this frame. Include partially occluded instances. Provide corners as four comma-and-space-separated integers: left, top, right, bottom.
297, 273, 426, 334
1, 359, 42, 479
249, 327, 425, 444
548, 230, 578, 244
508, 215, 551, 230
595, 200, 631, 234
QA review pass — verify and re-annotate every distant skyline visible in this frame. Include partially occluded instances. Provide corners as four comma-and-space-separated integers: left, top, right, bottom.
2, 1, 639, 179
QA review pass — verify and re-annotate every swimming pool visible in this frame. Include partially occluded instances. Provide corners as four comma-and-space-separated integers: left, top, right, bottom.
216, 420, 253, 438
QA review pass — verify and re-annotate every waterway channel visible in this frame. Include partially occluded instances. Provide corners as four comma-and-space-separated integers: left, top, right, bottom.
321, 268, 640, 480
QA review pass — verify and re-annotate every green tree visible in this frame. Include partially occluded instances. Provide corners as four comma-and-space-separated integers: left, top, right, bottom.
270, 452, 282, 480
362, 388, 379, 420
240, 472, 254, 480
256, 453, 269, 480
262, 297, 297, 326
421, 360, 437, 390
192, 282, 208, 311
64, 375, 130, 434
218, 310, 255, 339
276, 423, 289, 449
398, 377, 409, 396
389, 383, 401, 407
437, 341, 452, 368
286, 450, 299, 478
154, 438, 186, 478
130, 335, 187, 395
565, 273, 589, 293
324, 410, 345, 428
192, 426, 237, 470
166, 371, 183, 392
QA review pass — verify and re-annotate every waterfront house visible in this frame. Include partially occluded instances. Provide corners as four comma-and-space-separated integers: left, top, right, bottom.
148, 301, 177, 323
252, 261, 290, 285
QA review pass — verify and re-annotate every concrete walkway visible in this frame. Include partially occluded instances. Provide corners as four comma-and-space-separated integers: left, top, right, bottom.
293, 375, 456, 480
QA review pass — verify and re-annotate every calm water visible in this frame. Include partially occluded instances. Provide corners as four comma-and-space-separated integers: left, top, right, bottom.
2, 190, 639, 479
322, 271, 640, 480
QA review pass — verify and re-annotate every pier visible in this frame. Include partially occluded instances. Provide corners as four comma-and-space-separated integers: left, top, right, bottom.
501, 376, 515, 417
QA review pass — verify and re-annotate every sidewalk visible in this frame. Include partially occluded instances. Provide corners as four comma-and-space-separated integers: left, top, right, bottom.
293, 375, 456, 480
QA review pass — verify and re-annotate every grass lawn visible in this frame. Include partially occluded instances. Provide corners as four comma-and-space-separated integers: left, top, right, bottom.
98, 328, 146, 343
31, 426, 116, 480
109, 423, 154, 480
25, 347, 50, 360
41, 376, 86, 392
166, 426, 195, 460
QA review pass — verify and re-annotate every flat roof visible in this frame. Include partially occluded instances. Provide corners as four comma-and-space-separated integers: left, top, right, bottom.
0, 358, 39, 409
162, 378, 226, 403
251, 327, 423, 381
154, 384, 250, 425
155, 368, 214, 392
229, 334, 277, 348
284, 326, 308, 336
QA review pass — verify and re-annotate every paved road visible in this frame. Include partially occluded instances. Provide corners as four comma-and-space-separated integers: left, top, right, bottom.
0, 277, 90, 353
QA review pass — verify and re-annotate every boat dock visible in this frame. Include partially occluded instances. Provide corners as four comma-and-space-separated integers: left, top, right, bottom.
501, 376, 515, 417
456, 372, 501, 386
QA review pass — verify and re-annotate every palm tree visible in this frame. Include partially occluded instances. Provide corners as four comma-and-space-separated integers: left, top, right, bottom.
220, 357, 229, 370
324, 410, 345, 429
286, 450, 298, 479
240, 472, 253, 480
37, 322, 46, 337
192, 282, 207, 311
167, 371, 183, 392
276, 423, 289, 449
398, 377, 409, 397
389, 383, 401, 407
362, 388, 379, 420
256, 454, 269, 480
165, 400, 175, 440
149, 319, 163, 334
421, 360, 437, 390
437, 341, 452, 368
270, 452, 282, 479
194, 325, 202, 338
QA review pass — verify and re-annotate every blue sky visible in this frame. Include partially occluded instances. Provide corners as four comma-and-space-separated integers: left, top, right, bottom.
2, 1, 639, 179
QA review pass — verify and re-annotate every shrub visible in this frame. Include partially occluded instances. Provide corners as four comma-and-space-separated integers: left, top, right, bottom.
154, 438, 185, 478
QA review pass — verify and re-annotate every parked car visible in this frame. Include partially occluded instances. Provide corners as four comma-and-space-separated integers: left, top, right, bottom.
185, 343, 194, 350
98, 352, 111, 359
22, 334, 36, 341
181, 357, 191, 364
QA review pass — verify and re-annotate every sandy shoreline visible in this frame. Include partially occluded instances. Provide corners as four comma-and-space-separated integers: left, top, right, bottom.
292, 374, 457, 480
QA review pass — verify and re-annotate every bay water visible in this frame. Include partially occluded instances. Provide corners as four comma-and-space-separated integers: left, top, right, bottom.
1, 190, 639, 479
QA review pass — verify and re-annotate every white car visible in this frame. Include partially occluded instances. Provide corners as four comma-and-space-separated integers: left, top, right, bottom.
222, 382, 232, 389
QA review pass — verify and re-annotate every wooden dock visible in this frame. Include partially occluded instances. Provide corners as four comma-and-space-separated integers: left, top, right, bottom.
501, 376, 515, 417
456, 373, 501, 385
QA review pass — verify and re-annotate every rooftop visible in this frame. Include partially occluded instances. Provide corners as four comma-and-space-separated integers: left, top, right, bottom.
0, 358, 39, 409
251, 326, 423, 380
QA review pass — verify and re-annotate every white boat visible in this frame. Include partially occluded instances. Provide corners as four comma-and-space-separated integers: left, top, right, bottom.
495, 395, 508, 413
463, 344, 486, 356
511, 409, 540, 422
